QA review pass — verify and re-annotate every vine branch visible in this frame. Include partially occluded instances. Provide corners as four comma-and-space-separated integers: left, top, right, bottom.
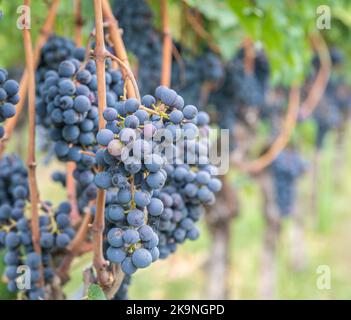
74, 0, 83, 47
92, 0, 119, 292
184, 6, 220, 55
104, 51, 140, 101
23, 0, 44, 287
233, 85, 300, 174
300, 32, 331, 120
243, 36, 255, 75
101, 0, 137, 99
160, 0, 172, 87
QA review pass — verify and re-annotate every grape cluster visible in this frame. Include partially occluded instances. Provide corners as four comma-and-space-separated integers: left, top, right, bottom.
171, 47, 224, 108
313, 96, 341, 149
38, 53, 125, 213
95, 86, 220, 273
211, 49, 269, 119
0, 154, 75, 299
271, 150, 306, 216
0, 68, 20, 139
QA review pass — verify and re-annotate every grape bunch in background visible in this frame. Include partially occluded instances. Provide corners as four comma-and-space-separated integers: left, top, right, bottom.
94, 85, 221, 274
0, 68, 20, 139
113, 0, 224, 108
0, 154, 75, 299
112, 0, 163, 96
313, 97, 341, 149
271, 150, 306, 216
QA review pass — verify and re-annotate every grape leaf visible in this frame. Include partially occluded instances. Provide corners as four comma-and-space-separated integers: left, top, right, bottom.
87, 284, 107, 300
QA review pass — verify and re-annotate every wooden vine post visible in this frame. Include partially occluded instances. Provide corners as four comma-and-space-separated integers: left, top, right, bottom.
205, 175, 238, 299
22, 0, 44, 287
0, 0, 60, 158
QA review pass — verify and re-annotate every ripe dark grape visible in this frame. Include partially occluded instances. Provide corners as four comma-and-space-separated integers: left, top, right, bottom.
0, 69, 19, 138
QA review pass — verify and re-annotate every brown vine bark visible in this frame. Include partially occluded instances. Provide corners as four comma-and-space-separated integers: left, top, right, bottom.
184, 7, 220, 55
0, 0, 60, 158
101, 0, 136, 99
256, 170, 281, 299
74, 0, 83, 47
160, 0, 172, 87
300, 33, 331, 120
23, 0, 44, 287
233, 85, 300, 174
92, 2, 127, 297
205, 175, 238, 299
92, 0, 110, 289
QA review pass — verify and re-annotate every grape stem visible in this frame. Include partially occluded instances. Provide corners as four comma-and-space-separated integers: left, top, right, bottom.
299, 32, 331, 120
104, 51, 140, 101
160, 0, 172, 87
79, 150, 96, 157
22, 0, 44, 288
233, 85, 300, 173
101, 0, 137, 99
0, 0, 60, 158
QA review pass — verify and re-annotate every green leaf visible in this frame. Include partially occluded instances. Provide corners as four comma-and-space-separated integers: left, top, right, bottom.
87, 284, 107, 300
185, 0, 237, 29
